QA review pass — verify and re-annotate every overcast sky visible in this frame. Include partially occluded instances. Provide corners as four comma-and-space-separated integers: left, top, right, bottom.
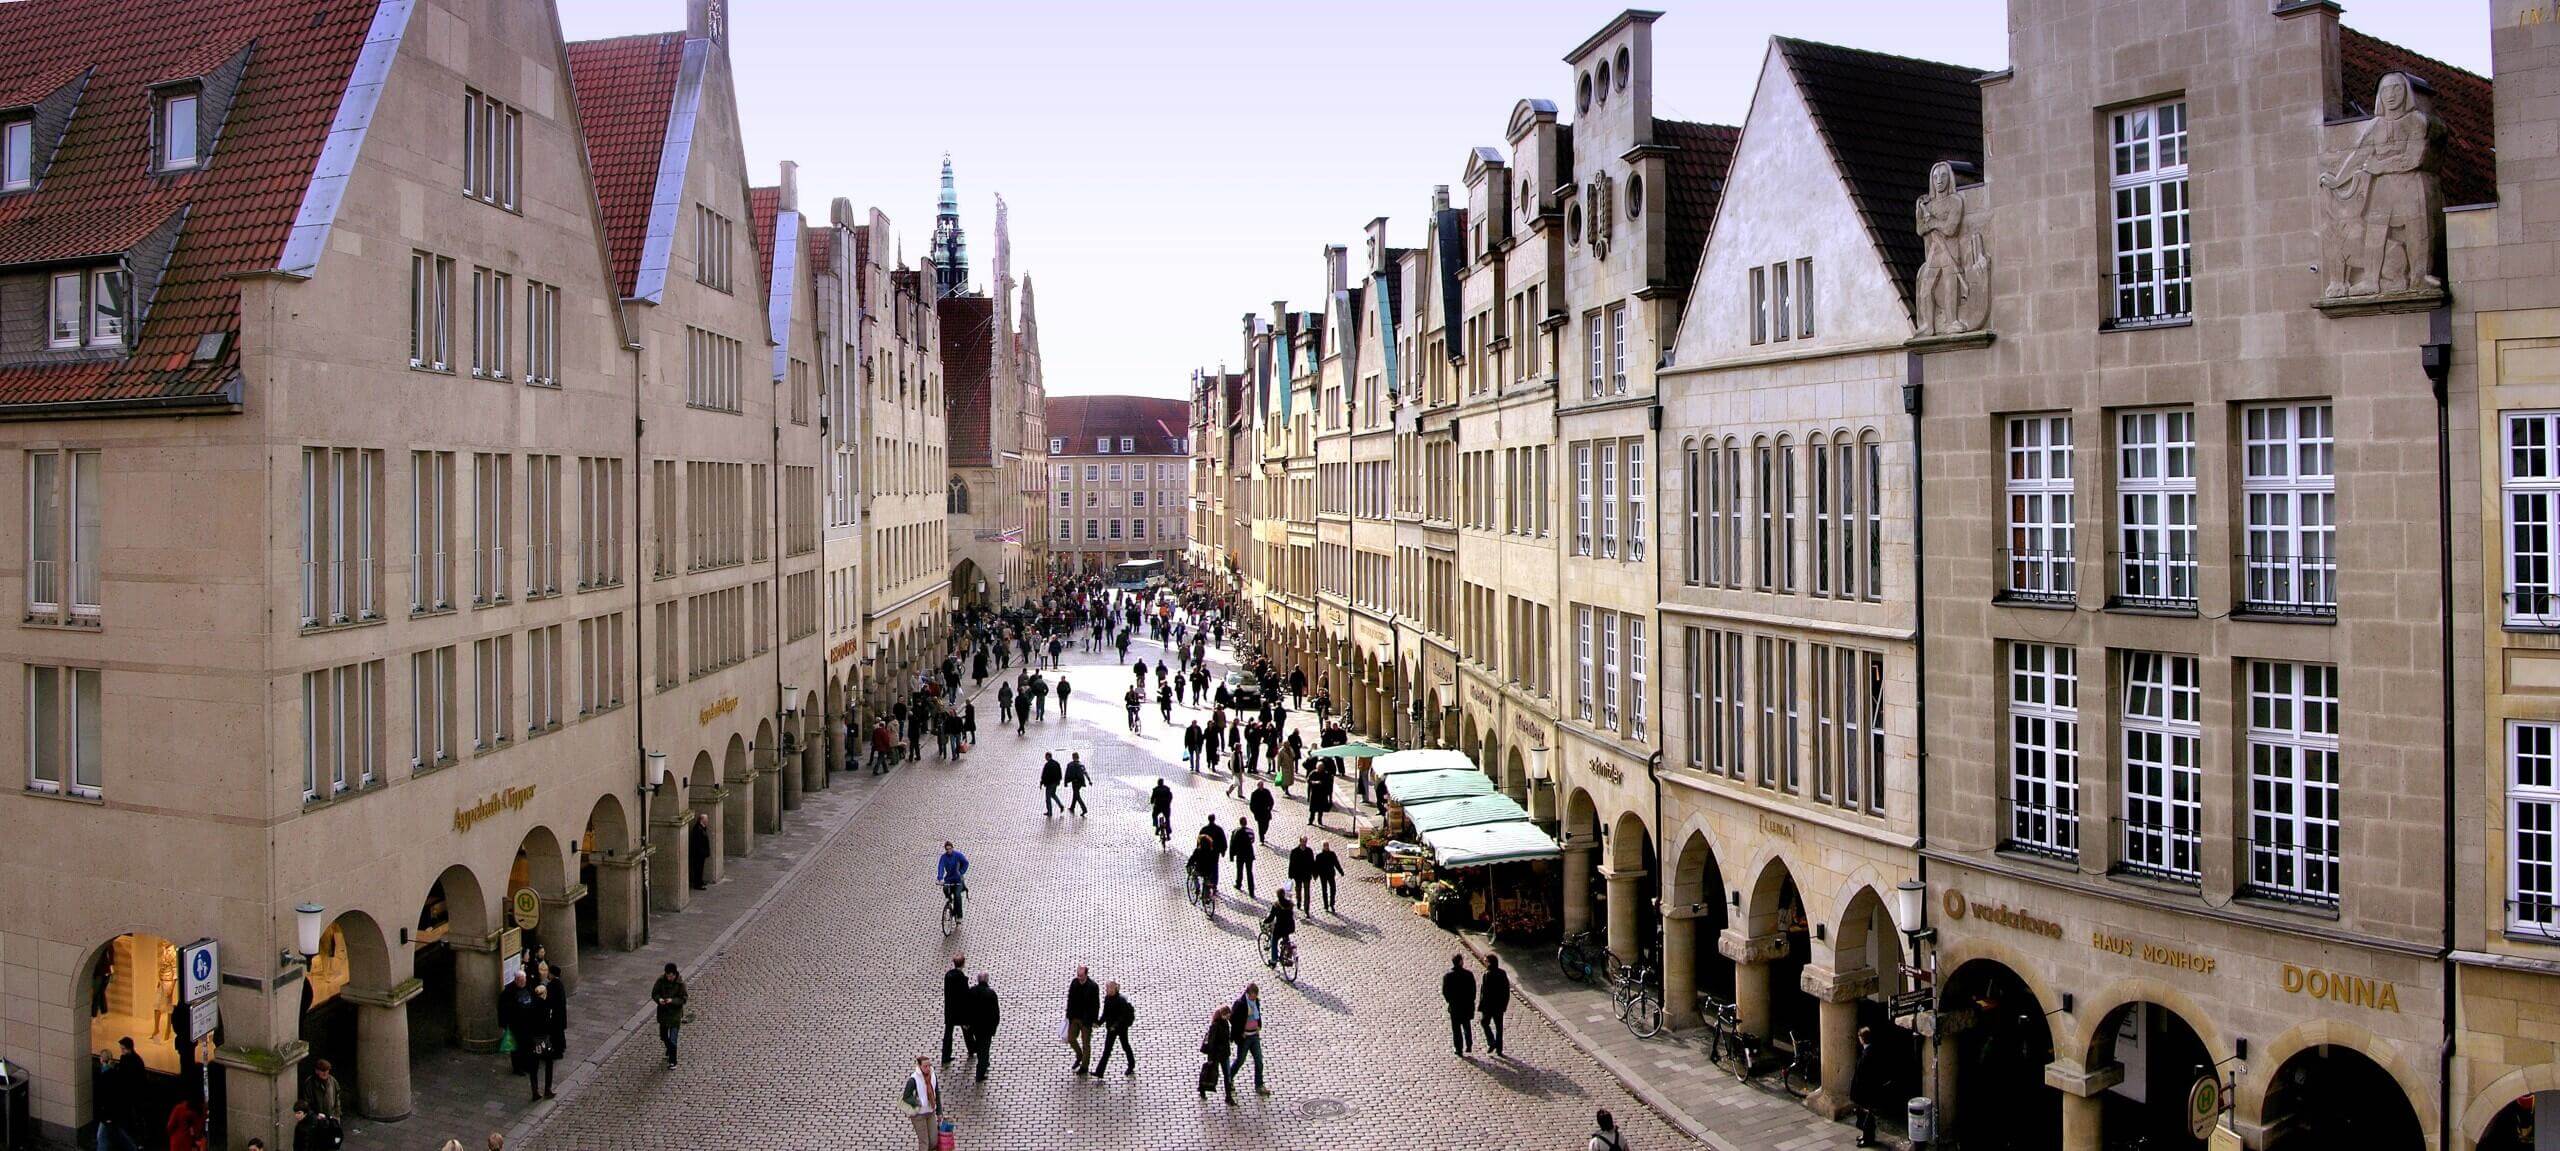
555, 1, 2489, 399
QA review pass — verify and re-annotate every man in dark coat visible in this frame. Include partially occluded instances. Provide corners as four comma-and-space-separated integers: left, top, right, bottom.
652, 963, 688, 1067
1477, 954, 1511, 1055
1040, 753, 1064, 818
1850, 1025, 1889, 1146
1228, 819, 1257, 896
1064, 754, 1091, 817
1249, 781, 1275, 843
965, 974, 1001, 1082
1441, 954, 1477, 1056
1097, 981, 1136, 1076
941, 956, 969, 1066
688, 812, 712, 888
1290, 833, 1310, 910
1063, 967, 1103, 1076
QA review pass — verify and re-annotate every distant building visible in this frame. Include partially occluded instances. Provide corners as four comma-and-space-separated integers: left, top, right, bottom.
1045, 395, 1192, 572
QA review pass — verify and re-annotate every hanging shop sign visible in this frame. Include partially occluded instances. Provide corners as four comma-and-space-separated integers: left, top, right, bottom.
2279, 963, 2401, 1013
454, 785, 538, 833
511, 888, 542, 930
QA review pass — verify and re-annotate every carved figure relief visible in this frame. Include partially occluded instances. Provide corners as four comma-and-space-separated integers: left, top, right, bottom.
1914, 160, 1988, 336
2319, 71, 2444, 300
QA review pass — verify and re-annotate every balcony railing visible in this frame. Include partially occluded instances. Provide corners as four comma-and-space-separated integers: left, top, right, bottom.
28, 558, 60, 614
2241, 835, 2340, 908
2510, 897, 2560, 939
1999, 797, 2080, 862
2111, 546, 2198, 610
2106, 264, 2192, 330
2111, 815, 2201, 884
2236, 551, 2337, 618
1997, 548, 2078, 605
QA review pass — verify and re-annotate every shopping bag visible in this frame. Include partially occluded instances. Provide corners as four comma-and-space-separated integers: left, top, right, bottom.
1198, 1060, 1219, 1094
1056, 1019, 1072, 1044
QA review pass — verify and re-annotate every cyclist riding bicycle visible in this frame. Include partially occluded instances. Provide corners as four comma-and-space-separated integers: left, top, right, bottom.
1261, 891, 1297, 967
1149, 778, 1174, 842
935, 841, 969, 920
1187, 832, 1223, 905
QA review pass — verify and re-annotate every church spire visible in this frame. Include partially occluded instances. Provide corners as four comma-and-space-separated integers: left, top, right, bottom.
932, 153, 970, 298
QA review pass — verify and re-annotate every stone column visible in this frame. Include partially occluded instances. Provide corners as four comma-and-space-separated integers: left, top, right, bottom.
1802, 965, 1881, 1118
536, 887, 586, 987
214, 1037, 302, 1151
781, 738, 805, 811
339, 979, 420, 1120
1561, 838, 1595, 936
1600, 865, 1647, 963
2045, 1060, 2121, 1151
724, 770, 756, 858
802, 735, 825, 794
650, 791, 691, 912
1662, 904, 1704, 1029
752, 742, 783, 835
1718, 929, 1788, 1040
447, 930, 504, 1051
823, 710, 845, 780
694, 788, 729, 883
593, 850, 648, 949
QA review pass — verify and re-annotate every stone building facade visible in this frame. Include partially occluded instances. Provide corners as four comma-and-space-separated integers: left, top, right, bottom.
1044, 394, 1190, 573
943, 188, 1047, 612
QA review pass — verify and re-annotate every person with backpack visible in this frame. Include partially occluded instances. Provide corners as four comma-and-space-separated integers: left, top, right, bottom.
1589, 1109, 1627, 1151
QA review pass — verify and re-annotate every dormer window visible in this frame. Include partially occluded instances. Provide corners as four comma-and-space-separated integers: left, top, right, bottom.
1119, 437, 1134, 453
2, 119, 30, 191
49, 269, 129, 350
157, 89, 199, 171
1096, 438, 1110, 454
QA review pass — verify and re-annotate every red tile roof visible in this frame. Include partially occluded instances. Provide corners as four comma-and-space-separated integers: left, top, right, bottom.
1045, 395, 1193, 457
0, 0, 378, 409
940, 294, 995, 467
749, 184, 779, 295
565, 32, 683, 300
806, 227, 833, 271
2341, 26, 2494, 209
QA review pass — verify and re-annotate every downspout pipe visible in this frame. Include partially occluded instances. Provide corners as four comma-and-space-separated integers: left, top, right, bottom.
630, 334, 652, 945
2424, 315, 2454, 1151
1904, 355, 1934, 1129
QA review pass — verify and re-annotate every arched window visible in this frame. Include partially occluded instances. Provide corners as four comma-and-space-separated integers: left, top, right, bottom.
947, 477, 969, 515
1682, 438, 1702, 586
1861, 430, 1883, 601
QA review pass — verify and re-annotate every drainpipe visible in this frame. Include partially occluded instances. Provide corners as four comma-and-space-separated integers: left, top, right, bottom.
630, 335, 651, 945
1903, 354, 1933, 1131
2424, 315, 2454, 1151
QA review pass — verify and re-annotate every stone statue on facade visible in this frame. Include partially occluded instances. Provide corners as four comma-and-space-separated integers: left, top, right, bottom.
1914, 160, 1987, 337
2319, 71, 2443, 300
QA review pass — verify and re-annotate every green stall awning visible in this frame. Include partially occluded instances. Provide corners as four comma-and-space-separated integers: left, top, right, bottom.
1382, 768, 1497, 805
1421, 820, 1562, 868
1402, 794, 1533, 834
1371, 749, 1477, 778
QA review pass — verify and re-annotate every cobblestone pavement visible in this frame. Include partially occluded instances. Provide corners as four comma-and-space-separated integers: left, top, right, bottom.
520, 635, 1702, 1151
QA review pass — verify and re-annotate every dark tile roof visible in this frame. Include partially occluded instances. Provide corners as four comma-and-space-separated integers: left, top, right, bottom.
807, 227, 833, 271
0, 0, 380, 410
1654, 118, 1741, 302
940, 294, 995, 467
1775, 37, 1986, 316
565, 32, 683, 300
851, 226, 873, 306
2341, 26, 2494, 209
749, 184, 779, 295
1044, 395, 1192, 456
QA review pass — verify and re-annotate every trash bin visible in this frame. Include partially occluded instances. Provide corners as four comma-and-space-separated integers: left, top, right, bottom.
0, 1058, 28, 1151
1906, 1096, 1936, 1145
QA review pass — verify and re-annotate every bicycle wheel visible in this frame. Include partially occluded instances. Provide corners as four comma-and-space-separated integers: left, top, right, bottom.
1610, 985, 1635, 1021
1626, 990, 1665, 1039
941, 898, 957, 937
1277, 948, 1298, 984
1557, 945, 1589, 983
1786, 1057, 1817, 1098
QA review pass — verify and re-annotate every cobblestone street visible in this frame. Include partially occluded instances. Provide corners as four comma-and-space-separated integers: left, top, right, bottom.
521, 638, 1698, 1150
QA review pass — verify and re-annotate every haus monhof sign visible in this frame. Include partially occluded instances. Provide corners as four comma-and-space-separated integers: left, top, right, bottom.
454, 785, 537, 833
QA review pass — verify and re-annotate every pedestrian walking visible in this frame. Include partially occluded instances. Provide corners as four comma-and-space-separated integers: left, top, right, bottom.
941, 956, 969, 1065
901, 1057, 940, 1151
1040, 753, 1064, 818
961, 703, 977, 750
1307, 763, 1333, 828
965, 974, 1000, 1081
1098, 982, 1136, 1076
1198, 1007, 1236, 1103
1441, 954, 1477, 1056
1589, 1109, 1627, 1151
997, 680, 1014, 723
534, 979, 565, 1099
1478, 954, 1511, 1055
1158, 679, 1174, 722
498, 971, 541, 1098
1228, 819, 1257, 896
1314, 840, 1344, 913
1287, 837, 1315, 911
651, 964, 687, 1067
688, 812, 712, 888
1850, 1026, 1888, 1146
1065, 967, 1101, 1076
1064, 753, 1091, 817
1056, 676, 1072, 717
1227, 984, 1268, 1095
1249, 781, 1275, 843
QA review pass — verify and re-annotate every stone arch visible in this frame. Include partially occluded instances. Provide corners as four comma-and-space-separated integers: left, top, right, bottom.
1565, 787, 1599, 840
1936, 953, 2060, 1147
295, 909, 404, 1120
1664, 825, 1736, 1020
1502, 745, 1529, 805
1610, 809, 1652, 872
1827, 882, 1906, 992
1462, 713, 1483, 765
722, 731, 752, 856
2465, 1062, 2560, 1147
512, 824, 572, 896
584, 791, 635, 855
688, 749, 717, 791
74, 929, 188, 1129
687, 750, 724, 887
2253, 1021, 2435, 1150
425, 862, 495, 941
2075, 977, 2227, 1074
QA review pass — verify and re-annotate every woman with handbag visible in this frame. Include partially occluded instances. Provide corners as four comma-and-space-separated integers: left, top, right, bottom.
1198, 1006, 1235, 1104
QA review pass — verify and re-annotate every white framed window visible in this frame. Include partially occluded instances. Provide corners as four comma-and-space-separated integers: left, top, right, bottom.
1682, 440, 1703, 585
1601, 612, 1621, 732
472, 634, 514, 749
411, 451, 453, 610
470, 268, 510, 378
157, 91, 199, 170
577, 456, 623, 589
471, 453, 512, 604
87, 270, 126, 348
2512, 721, 2560, 933
2004, 414, 2075, 601
523, 281, 561, 386
1608, 303, 1628, 393
26, 449, 101, 623
2, 118, 31, 191
2245, 660, 2341, 906
300, 447, 381, 626
526, 454, 561, 596
1795, 257, 1815, 338
528, 624, 562, 734
1683, 627, 1706, 769
1586, 311, 1605, 398
1627, 616, 1647, 740
47, 272, 80, 348
2240, 402, 2336, 615
2005, 642, 2079, 859
1832, 436, 1859, 599
2116, 407, 2197, 607
461, 90, 521, 210
2119, 650, 2201, 882
1097, 438, 1111, 453
1625, 438, 1647, 563
2108, 99, 2191, 325
1864, 434, 1883, 599
1813, 435, 1832, 594
1573, 442, 1593, 556
1754, 636, 1798, 791
694, 205, 733, 291
1749, 266, 1768, 345
1755, 440, 1776, 590
410, 252, 454, 371
26, 664, 101, 797
1598, 445, 1618, 559
1703, 628, 1743, 776
1120, 437, 1134, 453
1773, 261, 1791, 343
1774, 437, 1795, 592
1575, 605, 1595, 723
411, 645, 455, 768
685, 327, 742, 411
579, 613, 625, 715
2506, 411, 2560, 625
302, 661, 381, 800
1813, 645, 1879, 812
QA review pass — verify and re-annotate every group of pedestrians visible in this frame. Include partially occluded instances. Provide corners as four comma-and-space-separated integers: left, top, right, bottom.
1439, 952, 1513, 1057
497, 954, 570, 1101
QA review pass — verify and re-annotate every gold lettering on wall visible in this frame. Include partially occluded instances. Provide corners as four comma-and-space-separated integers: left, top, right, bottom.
454, 785, 538, 834
699, 694, 739, 727
2279, 963, 2401, 1013
2090, 932, 2218, 975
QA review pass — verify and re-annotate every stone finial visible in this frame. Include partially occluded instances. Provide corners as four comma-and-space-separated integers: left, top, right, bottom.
2318, 71, 2444, 303
1914, 160, 1989, 338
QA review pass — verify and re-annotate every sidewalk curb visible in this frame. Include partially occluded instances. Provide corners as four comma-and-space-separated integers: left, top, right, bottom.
1452, 932, 1743, 1151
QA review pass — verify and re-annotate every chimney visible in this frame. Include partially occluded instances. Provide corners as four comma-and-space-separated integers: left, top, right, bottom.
687, 0, 728, 46
778, 161, 798, 213
1325, 246, 1348, 295
1432, 185, 1451, 213
1364, 218, 1390, 276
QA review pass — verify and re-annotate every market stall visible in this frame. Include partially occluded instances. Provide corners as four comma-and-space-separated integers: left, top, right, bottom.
1380, 768, 1497, 806
1419, 817, 1563, 934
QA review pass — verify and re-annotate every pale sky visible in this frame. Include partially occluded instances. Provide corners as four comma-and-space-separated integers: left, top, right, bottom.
556, 1, 2491, 399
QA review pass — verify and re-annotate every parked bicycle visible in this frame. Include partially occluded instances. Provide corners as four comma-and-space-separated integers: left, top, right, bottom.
1556, 930, 1607, 983
1607, 959, 1659, 1024
1777, 1029, 1818, 1098
1699, 995, 1758, 1081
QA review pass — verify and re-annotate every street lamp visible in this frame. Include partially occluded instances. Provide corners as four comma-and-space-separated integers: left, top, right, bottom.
1895, 877, 1934, 945
285, 902, 325, 971
645, 750, 670, 788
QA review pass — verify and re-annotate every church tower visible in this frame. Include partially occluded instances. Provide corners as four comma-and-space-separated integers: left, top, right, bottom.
931, 154, 970, 298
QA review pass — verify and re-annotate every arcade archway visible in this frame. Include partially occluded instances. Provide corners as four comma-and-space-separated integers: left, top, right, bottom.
1936, 957, 2058, 1150
2263, 1045, 2423, 1151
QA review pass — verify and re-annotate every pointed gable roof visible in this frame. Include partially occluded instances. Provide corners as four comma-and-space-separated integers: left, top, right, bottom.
2340, 26, 2493, 209
1775, 37, 1986, 314
0, 0, 386, 411
565, 31, 684, 300
1655, 118, 1742, 303
749, 184, 780, 293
